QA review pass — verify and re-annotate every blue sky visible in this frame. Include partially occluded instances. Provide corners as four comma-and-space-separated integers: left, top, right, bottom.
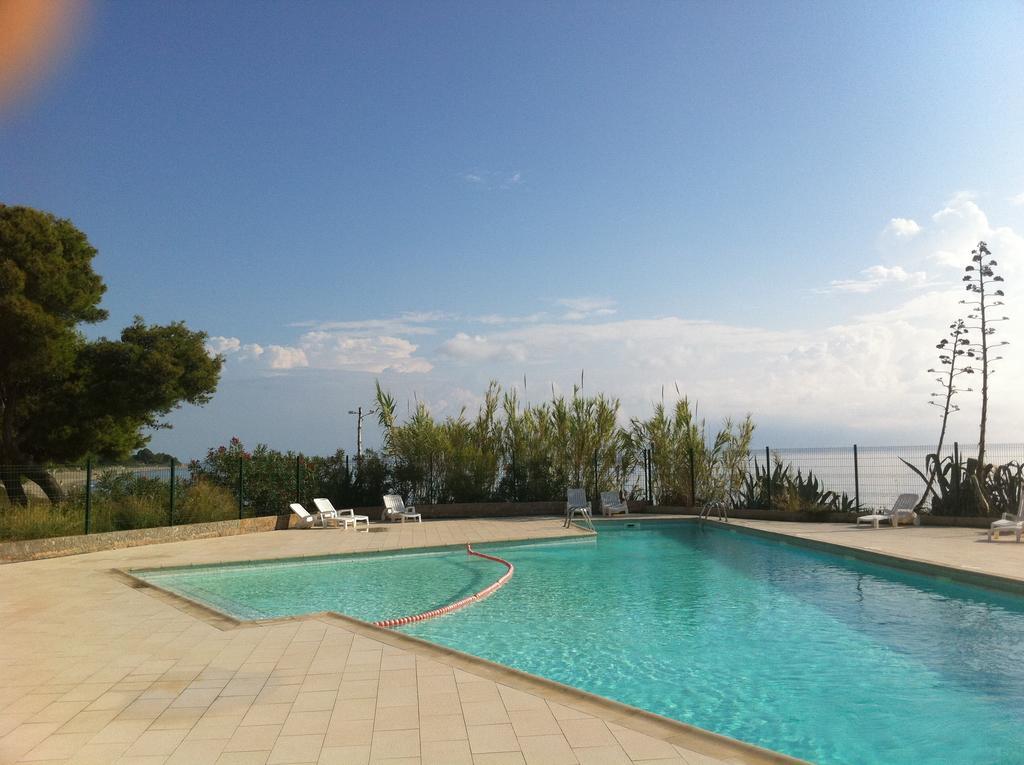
3, 1, 1024, 458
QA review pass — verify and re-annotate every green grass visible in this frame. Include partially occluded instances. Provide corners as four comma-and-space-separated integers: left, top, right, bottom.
0, 480, 240, 542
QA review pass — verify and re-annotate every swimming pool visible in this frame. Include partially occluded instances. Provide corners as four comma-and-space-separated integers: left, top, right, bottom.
136, 521, 1024, 764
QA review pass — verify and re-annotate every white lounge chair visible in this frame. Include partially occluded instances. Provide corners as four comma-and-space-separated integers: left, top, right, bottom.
565, 487, 592, 528
989, 492, 1024, 542
289, 502, 343, 528
313, 497, 370, 531
600, 491, 629, 516
856, 493, 919, 529
382, 494, 422, 523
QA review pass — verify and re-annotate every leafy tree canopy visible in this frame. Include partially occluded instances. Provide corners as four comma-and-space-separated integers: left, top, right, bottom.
0, 204, 222, 503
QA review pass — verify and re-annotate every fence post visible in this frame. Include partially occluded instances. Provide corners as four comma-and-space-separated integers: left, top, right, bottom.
428, 453, 434, 505
953, 441, 961, 512
688, 445, 696, 507
765, 446, 772, 511
510, 445, 517, 502
84, 457, 92, 534
295, 456, 301, 502
853, 444, 860, 511
647, 448, 654, 504
593, 448, 599, 511
238, 454, 244, 520
168, 459, 175, 526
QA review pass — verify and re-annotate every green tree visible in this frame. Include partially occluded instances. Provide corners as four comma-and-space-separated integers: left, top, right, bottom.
0, 205, 222, 504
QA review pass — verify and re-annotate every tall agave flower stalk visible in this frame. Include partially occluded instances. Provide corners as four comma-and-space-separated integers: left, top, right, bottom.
960, 241, 1009, 480
915, 319, 973, 509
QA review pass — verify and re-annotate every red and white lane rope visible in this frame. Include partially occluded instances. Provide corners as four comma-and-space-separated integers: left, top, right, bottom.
372, 544, 514, 629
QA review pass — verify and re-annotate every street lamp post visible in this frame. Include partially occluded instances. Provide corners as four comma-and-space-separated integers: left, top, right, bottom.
348, 406, 377, 463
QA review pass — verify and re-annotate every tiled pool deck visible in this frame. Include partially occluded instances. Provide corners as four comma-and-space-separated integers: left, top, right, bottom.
0, 515, 1020, 765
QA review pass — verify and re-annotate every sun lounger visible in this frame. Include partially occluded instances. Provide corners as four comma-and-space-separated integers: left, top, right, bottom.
289, 502, 343, 528
382, 494, 422, 523
989, 492, 1024, 542
856, 493, 919, 528
313, 497, 370, 530
600, 491, 629, 516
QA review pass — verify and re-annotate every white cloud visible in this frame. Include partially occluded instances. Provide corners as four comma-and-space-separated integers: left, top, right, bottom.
471, 312, 548, 325
1009, 192, 1024, 207
460, 170, 524, 189
822, 265, 927, 294
556, 296, 618, 320
884, 217, 922, 239
288, 312, 449, 336
297, 331, 432, 373
264, 345, 308, 370
438, 332, 527, 363
205, 336, 241, 356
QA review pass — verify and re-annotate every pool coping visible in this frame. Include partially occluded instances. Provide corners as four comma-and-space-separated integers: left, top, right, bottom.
699, 518, 1024, 595
113, 531, 808, 765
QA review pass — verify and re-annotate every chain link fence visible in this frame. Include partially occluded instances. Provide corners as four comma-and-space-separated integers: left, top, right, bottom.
2, 442, 1022, 542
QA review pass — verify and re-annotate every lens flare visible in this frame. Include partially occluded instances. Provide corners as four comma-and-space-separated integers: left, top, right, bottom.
0, 0, 87, 112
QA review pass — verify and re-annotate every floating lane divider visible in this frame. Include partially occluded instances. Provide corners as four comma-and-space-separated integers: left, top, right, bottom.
372, 544, 514, 629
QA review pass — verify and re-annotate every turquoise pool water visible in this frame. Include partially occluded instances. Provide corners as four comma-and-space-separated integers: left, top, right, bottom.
136, 522, 1024, 764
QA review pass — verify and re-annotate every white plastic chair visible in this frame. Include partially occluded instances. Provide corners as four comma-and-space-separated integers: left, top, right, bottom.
382, 494, 422, 523
599, 491, 629, 516
313, 497, 370, 531
289, 502, 342, 528
856, 493, 919, 529
565, 487, 592, 528
989, 492, 1024, 542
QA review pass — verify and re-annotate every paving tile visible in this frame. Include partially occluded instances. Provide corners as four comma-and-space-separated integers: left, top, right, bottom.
571, 745, 632, 765
471, 754, 527, 765
296, 691, 338, 712
89, 718, 152, 744
282, 709, 332, 736
185, 715, 243, 742
215, 752, 270, 765
517, 734, 579, 765
457, 684, 501, 704
256, 685, 301, 705
369, 729, 420, 759
123, 729, 188, 757
224, 724, 282, 752
462, 700, 509, 727
66, 741, 131, 763
415, 693, 460, 716
207, 696, 259, 717
418, 714, 467, 742
421, 737, 473, 765
605, 724, 678, 761
467, 724, 519, 755
170, 689, 221, 709
20, 731, 94, 760
317, 744, 370, 764
31, 701, 91, 725
150, 706, 205, 731
163, 738, 228, 765
507, 709, 561, 738
557, 719, 617, 749
58, 709, 120, 734
266, 733, 324, 764
240, 705, 292, 727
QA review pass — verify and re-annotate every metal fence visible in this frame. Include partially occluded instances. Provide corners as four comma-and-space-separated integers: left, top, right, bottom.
1, 442, 1022, 542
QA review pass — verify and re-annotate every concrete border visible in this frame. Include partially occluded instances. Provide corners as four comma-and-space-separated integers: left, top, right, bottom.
700, 518, 1024, 595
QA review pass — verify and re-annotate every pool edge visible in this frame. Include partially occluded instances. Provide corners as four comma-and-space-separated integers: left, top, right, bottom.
702, 519, 1024, 595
